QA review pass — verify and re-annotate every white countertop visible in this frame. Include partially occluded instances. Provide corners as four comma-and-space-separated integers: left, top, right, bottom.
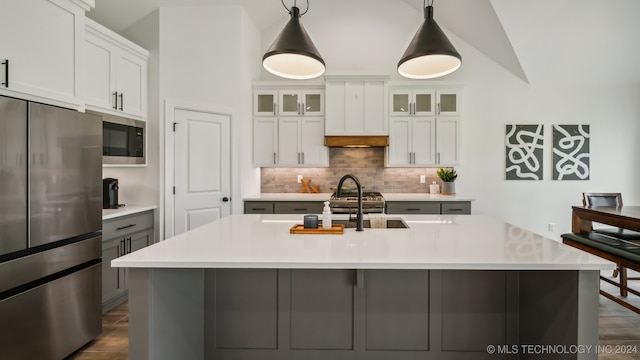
112, 214, 613, 271
103, 205, 158, 220
243, 193, 473, 202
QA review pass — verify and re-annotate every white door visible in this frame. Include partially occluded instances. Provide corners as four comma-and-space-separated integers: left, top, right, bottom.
174, 109, 231, 235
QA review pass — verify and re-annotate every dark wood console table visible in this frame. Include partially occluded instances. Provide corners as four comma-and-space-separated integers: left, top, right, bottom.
564, 206, 640, 313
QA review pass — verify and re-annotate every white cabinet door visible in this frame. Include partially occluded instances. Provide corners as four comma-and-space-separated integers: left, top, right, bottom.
412, 117, 436, 165
0, 0, 85, 109
253, 117, 278, 166
278, 118, 301, 165
116, 53, 146, 118
279, 90, 324, 116
390, 90, 434, 116
254, 90, 278, 116
85, 33, 115, 110
436, 117, 459, 165
85, 19, 149, 120
436, 90, 459, 116
388, 117, 412, 166
326, 80, 386, 135
300, 117, 328, 166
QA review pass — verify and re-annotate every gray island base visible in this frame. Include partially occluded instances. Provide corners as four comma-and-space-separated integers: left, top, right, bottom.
114, 214, 611, 360
129, 268, 599, 360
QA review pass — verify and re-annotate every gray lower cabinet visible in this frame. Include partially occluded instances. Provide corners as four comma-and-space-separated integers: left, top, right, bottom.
245, 201, 324, 214
386, 201, 471, 214
244, 201, 275, 214
102, 210, 154, 312
206, 269, 518, 359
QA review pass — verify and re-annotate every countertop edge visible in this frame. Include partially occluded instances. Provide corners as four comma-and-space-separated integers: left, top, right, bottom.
243, 193, 474, 202
103, 205, 158, 220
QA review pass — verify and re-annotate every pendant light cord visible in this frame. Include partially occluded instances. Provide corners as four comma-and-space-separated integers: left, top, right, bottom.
281, 0, 309, 16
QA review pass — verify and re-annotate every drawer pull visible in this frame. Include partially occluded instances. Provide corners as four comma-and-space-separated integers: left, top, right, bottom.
116, 224, 136, 231
294, 208, 308, 211
1, 59, 8, 87
252, 207, 266, 211
447, 208, 463, 212
406, 208, 421, 211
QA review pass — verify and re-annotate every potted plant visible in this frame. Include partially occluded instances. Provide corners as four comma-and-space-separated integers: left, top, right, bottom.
437, 168, 457, 195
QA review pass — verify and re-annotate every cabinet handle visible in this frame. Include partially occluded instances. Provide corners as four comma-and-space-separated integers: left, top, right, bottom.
437, 152, 441, 164
294, 208, 308, 211
297, 102, 301, 115
273, 152, 277, 164
119, 93, 124, 111
127, 237, 132, 253
116, 223, 136, 231
113, 92, 119, 110
301, 152, 305, 164
1, 59, 8, 87
298, 152, 301, 164
302, 102, 305, 115
406, 208, 421, 211
356, 269, 365, 289
447, 208, 464, 212
273, 103, 276, 115
252, 207, 266, 211
437, 103, 441, 114
120, 239, 126, 256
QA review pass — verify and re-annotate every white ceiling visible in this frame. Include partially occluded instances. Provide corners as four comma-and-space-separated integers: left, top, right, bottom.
87, 0, 640, 84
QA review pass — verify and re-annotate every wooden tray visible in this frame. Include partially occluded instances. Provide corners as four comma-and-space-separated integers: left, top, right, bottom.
290, 224, 345, 234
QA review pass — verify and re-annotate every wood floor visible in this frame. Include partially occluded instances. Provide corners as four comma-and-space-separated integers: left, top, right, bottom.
65, 302, 128, 360
66, 274, 640, 360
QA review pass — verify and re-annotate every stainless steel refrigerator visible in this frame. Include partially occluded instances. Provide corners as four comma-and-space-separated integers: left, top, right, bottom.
0, 96, 103, 360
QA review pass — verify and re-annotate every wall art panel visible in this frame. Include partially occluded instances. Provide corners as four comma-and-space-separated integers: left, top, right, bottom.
552, 125, 590, 180
505, 124, 544, 180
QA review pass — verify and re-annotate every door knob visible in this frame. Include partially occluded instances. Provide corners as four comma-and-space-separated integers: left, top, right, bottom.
222, 197, 230, 202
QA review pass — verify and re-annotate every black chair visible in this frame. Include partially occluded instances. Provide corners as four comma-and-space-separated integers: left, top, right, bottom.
583, 192, 640, 296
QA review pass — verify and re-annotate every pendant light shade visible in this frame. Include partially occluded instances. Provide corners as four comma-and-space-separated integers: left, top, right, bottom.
263, 5, 325, 80
398, 4, 461, 79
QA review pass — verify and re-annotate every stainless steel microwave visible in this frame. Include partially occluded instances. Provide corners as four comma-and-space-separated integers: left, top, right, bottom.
92, 111, 146, 165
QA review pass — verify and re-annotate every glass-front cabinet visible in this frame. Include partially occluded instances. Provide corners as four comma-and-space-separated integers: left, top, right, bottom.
254, 90, 278, 116
387, 85, 461, 167
390, 90, 435, 116
279, 90, 324, 116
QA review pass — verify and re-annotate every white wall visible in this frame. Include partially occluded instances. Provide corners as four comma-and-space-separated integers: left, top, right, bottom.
260, 0, 640, 239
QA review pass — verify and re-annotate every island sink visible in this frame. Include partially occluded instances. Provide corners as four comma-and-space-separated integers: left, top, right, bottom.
327, 218, 409, 229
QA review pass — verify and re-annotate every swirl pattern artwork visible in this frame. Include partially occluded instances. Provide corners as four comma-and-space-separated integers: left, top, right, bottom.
552, 125, 590, 180
505, 125, 544, 180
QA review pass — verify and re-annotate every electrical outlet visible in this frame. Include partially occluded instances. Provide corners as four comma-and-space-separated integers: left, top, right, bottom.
547, 223, 555, 232
420, 175, 426, 184
297, 175, 303, 183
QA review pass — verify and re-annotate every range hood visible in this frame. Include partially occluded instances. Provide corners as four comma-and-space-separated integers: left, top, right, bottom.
324, 136, 389, 148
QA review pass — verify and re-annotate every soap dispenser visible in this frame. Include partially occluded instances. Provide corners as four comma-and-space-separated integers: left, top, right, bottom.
322, 201, 332, 229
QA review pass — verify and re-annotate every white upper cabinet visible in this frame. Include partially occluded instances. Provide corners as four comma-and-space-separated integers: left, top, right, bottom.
277, 116, 327, 166
278, 90, 324, 116
85, 18, 149, 120
387, 85, 461, 167
254, 90, 278, 116
325, 76, 388, 135
390, 90, 435, 116
252, 85, 328, 167
436, 90, 459, 116
388, 117, 436, 166
0, 0, 92, 109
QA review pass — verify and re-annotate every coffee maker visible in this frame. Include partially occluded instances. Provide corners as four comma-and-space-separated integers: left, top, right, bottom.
103, 178, 119, 209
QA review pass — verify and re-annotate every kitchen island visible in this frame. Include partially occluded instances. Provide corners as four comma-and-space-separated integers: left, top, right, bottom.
113, 214, 613, 360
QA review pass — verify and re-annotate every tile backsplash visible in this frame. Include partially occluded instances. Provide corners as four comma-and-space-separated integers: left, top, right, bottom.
261, 148, 445, 193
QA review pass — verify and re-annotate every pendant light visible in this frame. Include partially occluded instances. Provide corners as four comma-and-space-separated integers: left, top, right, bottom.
398, 0, 461, 79
263, 0, 325, 80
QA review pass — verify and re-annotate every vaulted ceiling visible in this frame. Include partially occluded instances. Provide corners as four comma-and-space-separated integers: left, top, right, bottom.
87, 0, 640, 85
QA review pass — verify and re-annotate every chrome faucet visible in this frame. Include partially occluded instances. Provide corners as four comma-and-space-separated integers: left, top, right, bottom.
337, 174, 364, 231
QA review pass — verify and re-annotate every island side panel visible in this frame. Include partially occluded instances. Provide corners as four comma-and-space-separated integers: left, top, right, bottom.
578, 270, 600, 360
129, 268, 205, 360
518, 270, 598, 360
